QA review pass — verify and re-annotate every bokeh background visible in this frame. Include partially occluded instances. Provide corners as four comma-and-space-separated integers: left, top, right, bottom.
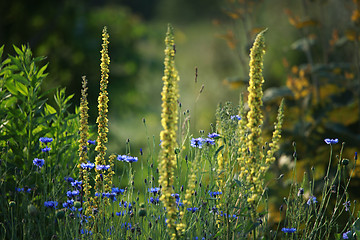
2, 0, 360, 212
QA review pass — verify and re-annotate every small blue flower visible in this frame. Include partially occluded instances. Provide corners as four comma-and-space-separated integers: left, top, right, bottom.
87, 139, 96, 145
203, 138, 215, 146
171, 193, 180, 199
281, 228, 296, 233
41, 146, 51, 153
112, 187, 125, 195
71, 180, 82, 189
15, 187, 24, 192
63, 199, 74, 208
148, 187, 161, 194
39, 137, 53, 144
64, 176, 74, 183
67, 190, 80, 198
96, 165, 110, 171
209, 191, 222, 198
149, 197, 160, 204
231, 115, 241, 121
343, 231, 351, 239
190, 138, 203, 148
33, 158, 45, 168
343, 201, 351, 212
117, 155, 138, 163
80, 162, 95, 170
208, 132, 220, 139
307, 196, 317, 205
44, 201, 58, 209
324, 138, 338, 145
187, 207, 199, 213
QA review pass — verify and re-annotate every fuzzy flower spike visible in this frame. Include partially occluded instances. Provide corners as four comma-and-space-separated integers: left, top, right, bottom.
158, 24, 184, 239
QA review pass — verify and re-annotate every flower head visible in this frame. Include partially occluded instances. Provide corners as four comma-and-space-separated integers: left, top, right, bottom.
96, 165, 110, 171
33, 158, 45, 168
324, 138, 339, 145
343, 231, 351, 239
231, 115, 241, 121
307, 196, 317, 205
187, 207, 199, 213
343, 200, 351, 212
116, 155, 138, 163
148, 187, 161, 194
208, 132, 220, 139
39, 137, 53, 144
81, 162, 95, 170
209, 191, 222, 198
203, 138, 215, 146
87, 139, 96, 145
190, 137, 204, 148
44, 201, 58, 209
281, 228, 296, 233
41, 146, 51, 153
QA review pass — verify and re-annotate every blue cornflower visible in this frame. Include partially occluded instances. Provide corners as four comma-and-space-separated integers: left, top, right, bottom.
307, 196, 317, 205
112, 187, 125, 195
324, 138, 338, 145
187, 207, 199, 213
15, 187, 24, 192
41, 146, 51, 153
64, 176, 74, 183
343, 201, 351, 212
171, 193, 180, 199
33, 158, 45, 168
81, 162, 95, 170
117, 155, 138, 163
87, 139, 96, 145
281, 228, 296, 233
80, 229, 92, 235
208, 132, 220, 139
149, 197, 160, 204
39, 137, 53, 144
190, 138, 204, 148
67, 190, 80, 198
148, 187, 161, 194
96, 165, 110, 171
44, 201, 58, 209
343, 231, 351, 239
231, 115, 241, 121
203, 138, 215, 146
63, 199, 74, 208
209, 191, 222, 197
71, 180, 82, 189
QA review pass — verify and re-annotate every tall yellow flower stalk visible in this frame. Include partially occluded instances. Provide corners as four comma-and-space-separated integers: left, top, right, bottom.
158, 24, 181, 239
94, 26, 112, 207
245, 29, 267, 204
78, 76, 92, 215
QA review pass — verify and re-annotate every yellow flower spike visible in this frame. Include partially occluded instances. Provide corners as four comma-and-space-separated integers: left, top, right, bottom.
94, 26, 111, 212
245, 29, 267, 203
265, 99, 285, 164
158, 24, 181, 239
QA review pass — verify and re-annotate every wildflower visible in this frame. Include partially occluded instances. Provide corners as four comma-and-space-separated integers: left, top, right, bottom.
208, 191, 222, 198
87, 139, 96, 145
39, 137, 53, 144
67, 190, 80, 198
63, 199, 74, 208
149, 197, 160, 204
71, 180, 82, 189
64, 176, 74, 183
44, 201, 58, 209
231, 115, 241, 121
15, 187, 24, 192
355, 152, 358, 161
281, 228, 296, 233
148, 187, 161, 194
80, 162, 95, 170
187, 207, 199, 213
203, 138, 215, 146
117, 155, 138, 163
343, 231, 351, 239
324, 138, 339, 145
33, 158, 45, 168
111, 187, 125, 195
190, 137, 203, 148
343, 200, 351, 212
208, 132, 220, 138
307, 196, 317, 205
171, 193, 180, 199
96, 164, 110, 171
41, 146, 51, 153
297, 188, 304, 196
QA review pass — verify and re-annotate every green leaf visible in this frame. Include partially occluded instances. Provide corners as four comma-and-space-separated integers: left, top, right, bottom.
36, 63, 48, 79
13, 45, 23, 57
12, 74, 29, 86
45, 103, 56, 115
16, 82, 29, 96
0, 45, 4, 61
214, 145, 225, 159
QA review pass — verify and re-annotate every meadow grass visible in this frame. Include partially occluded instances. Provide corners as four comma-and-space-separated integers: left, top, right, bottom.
0, 25, 359, 240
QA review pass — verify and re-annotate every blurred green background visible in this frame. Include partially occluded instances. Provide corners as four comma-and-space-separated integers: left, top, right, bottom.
2, 0, 360, 206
